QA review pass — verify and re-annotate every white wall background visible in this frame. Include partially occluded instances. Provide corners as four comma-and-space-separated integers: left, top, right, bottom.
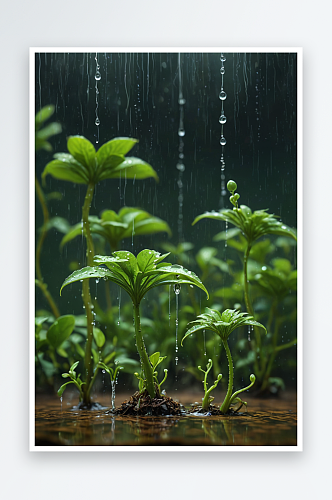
0, 1, 328, 498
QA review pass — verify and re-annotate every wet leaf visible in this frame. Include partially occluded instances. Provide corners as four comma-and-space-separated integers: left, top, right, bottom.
182, 308, 266, 343
194, 206, 297, 246
46, 315, 75, 349
67, 136, 96, 173
60, 267, 113, 295
93, 327, 105, 348
35, 105, 55, 127
96, 137, 138, 164
42, 135, 158, 186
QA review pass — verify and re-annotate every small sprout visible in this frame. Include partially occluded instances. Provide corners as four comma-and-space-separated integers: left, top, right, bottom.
182, 308, 265, 414
227, 180, 237, 193
198, 359, 222, 411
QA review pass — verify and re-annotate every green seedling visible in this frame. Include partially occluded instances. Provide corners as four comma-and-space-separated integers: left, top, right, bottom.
135, 352, 168, 396
43, 135, 158, 406
60, 248, 209, 399
193, 179, 296, 318
60, 207, 171, 252
182, 308, 266, 414
193, 179, 297, 389
198, 359, 222, 411
57, 361, 85, 400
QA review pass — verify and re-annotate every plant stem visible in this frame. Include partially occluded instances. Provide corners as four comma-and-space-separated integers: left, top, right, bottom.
243, 243, 262, 374
35, 177, 60, 318
82, 182, 96, 267
81, 182, 96, 405
220, 339, 234, 414
133, 302, 155, 398
243, 244, 253, 316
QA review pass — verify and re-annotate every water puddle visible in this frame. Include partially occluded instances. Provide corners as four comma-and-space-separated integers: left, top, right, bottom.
35, 392, 297, 447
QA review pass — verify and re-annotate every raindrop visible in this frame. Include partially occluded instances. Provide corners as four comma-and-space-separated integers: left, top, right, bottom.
176, 162, 185, 172
220, 136, 227, 146
95, 71, 101, 81
111, 380, 116, 411
95, 117, 100, 126
220, 66, 225, 75
219, 114, 227, 124
219, 90, 227, 100
178, 128, 185, 137
178, 98, 186, 105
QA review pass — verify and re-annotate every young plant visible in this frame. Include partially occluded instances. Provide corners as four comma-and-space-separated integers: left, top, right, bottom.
193, 180, 296, 318
182, 308, 266, 414
135, 352, 168, 396
60, 207, 171, 252
198, 359, 222, 411
57, 361, 85, 401
193, 180, 297, 388
60, 249, 209, 400
42, 136, 158, 406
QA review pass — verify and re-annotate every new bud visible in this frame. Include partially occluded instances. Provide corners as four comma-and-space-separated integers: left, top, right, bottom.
227, 180, 237, 193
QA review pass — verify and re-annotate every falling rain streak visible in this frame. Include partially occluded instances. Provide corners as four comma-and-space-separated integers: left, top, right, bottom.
177, 53, 185, 243
95, 53, 101, 143
219, 53, 227, 207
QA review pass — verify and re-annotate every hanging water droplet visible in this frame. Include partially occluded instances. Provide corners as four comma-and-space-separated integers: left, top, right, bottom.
95, 117, 100, 126
219, 90, 227, 100
220, 55, 226, 62
95, 71, 101, 81
176, 162, 185, 172
178, 98, 186, 105
173, 283, 181, 295
178, 128, 185, 137
219, 114, 227, 124
220, 66, 225, 75
220, 136, 227, 146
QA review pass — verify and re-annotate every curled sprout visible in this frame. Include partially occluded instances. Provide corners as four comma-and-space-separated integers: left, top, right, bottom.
226, 373, 256, 413
198, 359, 222, 411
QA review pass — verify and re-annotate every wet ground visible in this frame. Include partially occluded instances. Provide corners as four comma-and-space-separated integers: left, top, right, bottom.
34, 390, 297, 447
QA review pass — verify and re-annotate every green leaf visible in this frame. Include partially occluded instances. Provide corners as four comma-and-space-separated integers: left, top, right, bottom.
57, 381, 74, 397
60, 266, 113, 295
46, 315, 75, 349
107, 157, 159, 181
96, 137, 138, 165
35, 316, 49, 327
181, 324, 207, 346
196, 247, 217, 270
59, 222, 82, 248
43, 217, 71, 234
37, 354, 57, 378
67, 136, 96, 172
42, 158, 89, 184
149, 352, 160, 369
194, 206, 297, 246
103, 352, 116, 365
213, 227, 241, 242
36, 122, 62, 141
148, 264, 209, 299
93, 327, 105, 348
137, 249, 161, 273
183, 308, 266, 343
35, 105, 55, 127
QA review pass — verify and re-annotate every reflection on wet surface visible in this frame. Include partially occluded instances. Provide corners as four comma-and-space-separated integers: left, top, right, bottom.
35, 392, 297, 447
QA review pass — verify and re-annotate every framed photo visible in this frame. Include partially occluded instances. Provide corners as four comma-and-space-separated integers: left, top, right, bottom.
30, 48, 302, 451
